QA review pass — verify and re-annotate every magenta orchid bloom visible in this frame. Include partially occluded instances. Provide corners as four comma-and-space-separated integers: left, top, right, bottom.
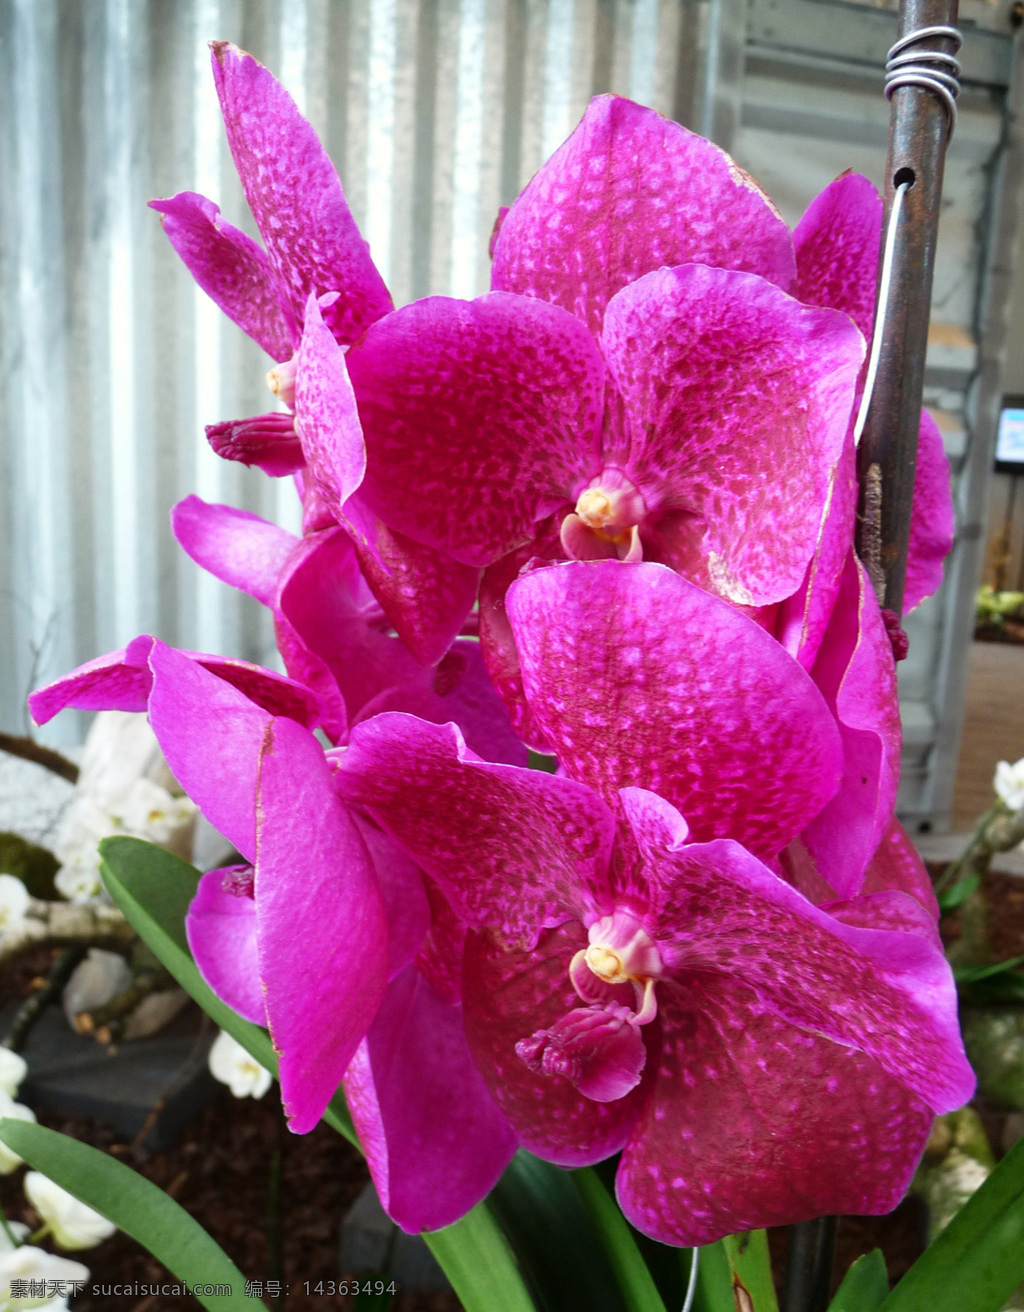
31, 637, 518, 1227
332, 567, 971, 1245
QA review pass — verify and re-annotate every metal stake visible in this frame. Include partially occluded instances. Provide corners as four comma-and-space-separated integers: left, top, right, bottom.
787, 5, 960, 1310
855, 0, 961, 614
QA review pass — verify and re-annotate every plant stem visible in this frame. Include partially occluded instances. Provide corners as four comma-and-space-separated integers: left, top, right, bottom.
934, 802, 1003, 894
0, 1198, 20, 1249
0, 733, 79, 784
267, 1111, 285, 1312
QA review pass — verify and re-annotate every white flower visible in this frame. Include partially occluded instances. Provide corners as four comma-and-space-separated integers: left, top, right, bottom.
994, 757, 1024, 812
0, 1095, 36, 1175
117, 778, 196, 845
22, 1173, 115, 1252
208, 1031, 272, 1100
0, 1051, 27, 1101
0, 1230, 88, 1311
0, 878, 29, 942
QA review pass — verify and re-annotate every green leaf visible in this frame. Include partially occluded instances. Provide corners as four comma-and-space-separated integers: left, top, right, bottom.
937, 874, 979, 913
881, 1131, 1024, 1312
572, 1168, 667, 1312
488, 1151, 635, 1312
527, 750, 558, 774
827, 1250, 889, 1311
424, 1205, 537, 1312
0, 1120, 263, 1311
954, 952, 1024, 984
693, 1232, 778, 1312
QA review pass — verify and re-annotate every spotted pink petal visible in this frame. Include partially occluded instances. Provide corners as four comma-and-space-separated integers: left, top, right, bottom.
352, 818, 430, 980
293, 294, 366, 516
334, 714, 616, 946
802, 552, 901, 897
774, 433, 859, 670
462, 924, 647, 1166
507, 561, 843, 858
862, 817, 940, 920
794, 172, 882, 345
906, 409, 955, 614
343, 965, 518, 1233
615, 975, 934, 1246
491, 95, 795, 336
602, 266, 864, 606
344, 502, 481, 667
255, 715, 388, 1133
149, 192, 295, 359
186, 867, 266, 1025
210, 42, 392, 344
345, 292, 605, 568
146, 641, 275, 861
172, 495, 296, 608
619, 788, 974, 1114
478, 519, 564, 752
356, 641, 528, 768
28, 635, 324, 736
206, 413, 305, 478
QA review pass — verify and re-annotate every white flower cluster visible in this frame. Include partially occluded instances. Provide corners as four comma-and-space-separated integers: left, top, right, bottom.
994, 756, 1024, 813
208, 1031, 272, 1100
0, 1054, 115, 1311
54, 712, 197, 904
0, 880, 29, 947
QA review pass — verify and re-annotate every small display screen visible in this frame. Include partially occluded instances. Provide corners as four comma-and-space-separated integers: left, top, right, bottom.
996, 397, 1024, 472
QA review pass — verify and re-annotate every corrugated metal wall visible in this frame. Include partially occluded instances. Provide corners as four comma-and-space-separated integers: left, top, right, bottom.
2, 0, 1022, 832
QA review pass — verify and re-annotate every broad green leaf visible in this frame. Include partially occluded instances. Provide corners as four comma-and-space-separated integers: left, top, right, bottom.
827, 1250, 888, 1312
0, 1121, 263, 1311
693, 1232, 778, 1312
488, 1151, 632, 1312
881, 1132, 1024, 1312
424, 1205, 537, 1312
527, 750, 558, 773
572, 1168, 667, 1312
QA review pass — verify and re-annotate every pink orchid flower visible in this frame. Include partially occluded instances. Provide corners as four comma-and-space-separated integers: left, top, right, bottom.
31, 639, 517, 1229
332, 561, 972, 1245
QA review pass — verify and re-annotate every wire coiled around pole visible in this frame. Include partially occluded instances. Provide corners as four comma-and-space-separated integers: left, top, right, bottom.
885, 23, 963, 136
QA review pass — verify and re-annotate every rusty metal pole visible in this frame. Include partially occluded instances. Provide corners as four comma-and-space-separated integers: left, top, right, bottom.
855, 0, 961, 615
787, 6, 960, 1311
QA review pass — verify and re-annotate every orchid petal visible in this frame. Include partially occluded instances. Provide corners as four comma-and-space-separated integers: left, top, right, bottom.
255, 715, 388, 1132
171, 495, 296, 608
343, 966, 517, 1233
619, 788, 975, 1113
206, 412, 306, 477
335, 714, 616, 945
862, 817, 940, 920
507, 562, 843, 857
802, 553, 901, 897
293, 294, 366, 515
185, 867, 266, 1025
616, 976, 934, 1246
149, 191, 295, 358
906, 409, 955, 614
602, 266, 864, 605
491, 95, 795, 335
352, 817, 430, 979
210, 42, 392, 343
345, 292, 605, 567
344, 501, 481, 667
462, 924, 646, 1165
29, 636, 323, 737
794, 172, 882, 345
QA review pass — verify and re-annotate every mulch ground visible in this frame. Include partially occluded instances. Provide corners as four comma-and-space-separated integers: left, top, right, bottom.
3, 860, 1023, 1310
